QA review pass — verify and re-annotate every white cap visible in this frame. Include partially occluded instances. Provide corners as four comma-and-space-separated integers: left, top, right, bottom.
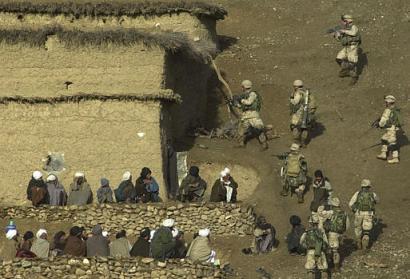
122, 171, 131, 181
172, 228, 179, 238
162, 219, 175, 227
74, 172, 85, 178
6, 229, 17, 240
223, 167, 230, 174
198, 228, 210, 237
36, 229, 47, 239
46, 174, 57, 182
33, 171, 42, 180
102, 231, 109, 237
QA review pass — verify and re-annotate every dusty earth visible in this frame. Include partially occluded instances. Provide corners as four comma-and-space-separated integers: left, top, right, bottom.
189, 0, 410, 278
2, 0, 410, 278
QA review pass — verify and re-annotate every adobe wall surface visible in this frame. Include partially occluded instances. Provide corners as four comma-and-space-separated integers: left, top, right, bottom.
0, 100, 167, 205
0, 42, 165, 97
0, 12, 217, 44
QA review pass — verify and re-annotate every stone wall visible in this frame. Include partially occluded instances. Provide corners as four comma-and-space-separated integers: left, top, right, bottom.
0, 42, 165, 98
0, 203, 256, 236
0, 257, 228, 279
0, 100, 166, 205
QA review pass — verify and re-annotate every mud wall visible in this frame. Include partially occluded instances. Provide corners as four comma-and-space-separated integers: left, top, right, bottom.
0, 100, 167, 205
0, 12, 218, 44
0, 42, 165, 97
164, 52, 213, 139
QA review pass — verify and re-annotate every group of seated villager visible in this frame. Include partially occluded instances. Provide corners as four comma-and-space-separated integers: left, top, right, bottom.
2, 219, 218, 266
26, 166, 240, 207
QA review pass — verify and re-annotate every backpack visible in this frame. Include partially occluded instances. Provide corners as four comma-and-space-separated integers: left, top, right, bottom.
355, 190, 375, 211
286, 154, 302, 177
325, 209, 347, 234
305, 228, 322, 250
388, 107, 401, 128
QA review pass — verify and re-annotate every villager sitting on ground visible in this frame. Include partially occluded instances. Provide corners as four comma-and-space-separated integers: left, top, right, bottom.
1, 229, 20, 261
114, 171, 136, 203
31, 229, 50, 259
97, 178, 114, 204
186, 228, 217, 263
242, 216, 276, 255
136, 167, 160, 203
210, 168, 238, 203
87, 224, 110, 257
173, 230, 188, 258
286, 215, 306, 255
50, 231, 66, 256
151, 219, 176, 261
16, 231, 36, 258
64, 226, 86, 257
27, 170, 49, 207
178, 166, 207, 202
46, 174, 67, 206
130, 227, 151, 257
110, 230, 132, 258
67, 172, 93, 205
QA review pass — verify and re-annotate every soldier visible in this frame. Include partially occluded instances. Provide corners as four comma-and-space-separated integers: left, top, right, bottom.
300, 217, 329, 278
232, 80, 268, 150
280, 143, 307, 203
334, 15, 361, 84
322, 197, 349, 272
349, 179, 379, 250
376, 95, 401, 164
289, 80, 317, 147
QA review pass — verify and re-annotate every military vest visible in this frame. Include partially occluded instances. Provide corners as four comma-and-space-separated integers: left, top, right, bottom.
305, 228, 323, 249
242, 91, 262, 112
386, 107, 401, 128
286, 153, 303, 177
326, 208, 347, 234
341, 25, 361, 46
354, 190, 376, 212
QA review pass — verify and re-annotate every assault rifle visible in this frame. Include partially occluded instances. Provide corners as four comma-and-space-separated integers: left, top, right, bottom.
326, 25, 342, 34
361, 142, 382, 151
273, 152, 290, 160
300, 90, 310, 129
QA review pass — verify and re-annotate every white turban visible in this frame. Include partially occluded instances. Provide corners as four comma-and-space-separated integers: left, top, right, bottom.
46, 174, 57, 182
162, 219, 175, 227
172, 228, 179, 238
149, 230, 156, 242
122, 171, 131, 181
6, 229, 17, 240
33, 171, 42, 180
36, 229, 47, 239
74, 172, 85, 178
102, 231, 109, 237
198, 228, 210, 237
223, 167, 231, 174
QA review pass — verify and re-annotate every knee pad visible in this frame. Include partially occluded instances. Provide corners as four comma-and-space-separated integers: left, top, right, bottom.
381, 139, 389, 145
335, 58, 343, 66
388, 144, 399, 152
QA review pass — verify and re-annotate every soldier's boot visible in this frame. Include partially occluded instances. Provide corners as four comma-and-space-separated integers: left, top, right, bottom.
296, 191, 304, 203
349, 62, 359, 85
280, 184, 289, 196
388, 150, 399, 164
356, 237, 363, 250
258, 131, 269, 151
292, 127, 301, 145
321, 271, 330, 279
377, 145, 388, 160
333, 251, 341, 272
362, 235, 370, 250
338, 61, 350, 78
301, 130, 309, 147
234, 136, 246, 148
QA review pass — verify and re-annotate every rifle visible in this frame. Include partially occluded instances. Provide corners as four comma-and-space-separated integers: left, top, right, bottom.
273, 152, 289, 160
360, 142, 382, 151
301, 90, 310, 129
326, 25, 342, 34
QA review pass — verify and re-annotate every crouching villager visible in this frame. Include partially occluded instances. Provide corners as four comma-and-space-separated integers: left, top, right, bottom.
187, 228, 216, 263
97, 178, 114, 204
46, 174, 67, 206
110, 230, 131, 258
67, 172, 93, 205
114, 171, 136, 203
286, 215, 306, 255
64, 226, 86, 257
31, 229, 50, 259
210, 168, 238, 202
16, 231, 36, 258
27, 170, 49, 207
242, 216, 276, 255
151, 219, 176, 262
136, 167, 160, 202
130, 228, 151, 258
50, 231, 67, 256
87, 224, 110, 257
178, 166, 207, 202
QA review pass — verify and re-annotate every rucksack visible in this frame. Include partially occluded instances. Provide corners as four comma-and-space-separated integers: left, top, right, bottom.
305, 228, 322, 250
355, 190, 375, 211
286, 154, 302, 177
325, 210, 347, 234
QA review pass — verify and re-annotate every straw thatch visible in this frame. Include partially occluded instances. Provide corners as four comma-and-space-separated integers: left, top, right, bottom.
0, 91, 182, 105
0, 26, 216, 60
0, 1, 227, 20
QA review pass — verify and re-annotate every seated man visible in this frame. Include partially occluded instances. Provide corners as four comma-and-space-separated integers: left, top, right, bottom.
97, 178, 114, 204
114, 171, 135, 203
27, 171, 49, 207
178, 166, 207, 202
286, 215, 306, 255
130, 228, 151, 257
67, 172, 93, 205
210, 168, 238, 202
151, 219, 176, 262
242, 216, 276, 255
186, 228, 216, 263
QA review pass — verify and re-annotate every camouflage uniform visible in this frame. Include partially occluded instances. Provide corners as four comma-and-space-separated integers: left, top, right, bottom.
235, 80, 268, 149
349, 179, 379, 250
377, 95, 400, 164
289, 80, 317, 146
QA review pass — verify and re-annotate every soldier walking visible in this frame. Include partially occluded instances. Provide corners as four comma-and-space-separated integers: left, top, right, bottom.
289, 80, 317, 147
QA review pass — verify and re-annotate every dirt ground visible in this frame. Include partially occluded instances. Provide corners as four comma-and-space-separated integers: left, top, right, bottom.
190, 0, 410, 278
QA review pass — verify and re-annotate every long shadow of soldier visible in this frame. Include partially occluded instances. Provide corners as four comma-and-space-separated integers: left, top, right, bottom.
305, 122, 326, 145
369, 218, 387, 249
357, 48, 368, 77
